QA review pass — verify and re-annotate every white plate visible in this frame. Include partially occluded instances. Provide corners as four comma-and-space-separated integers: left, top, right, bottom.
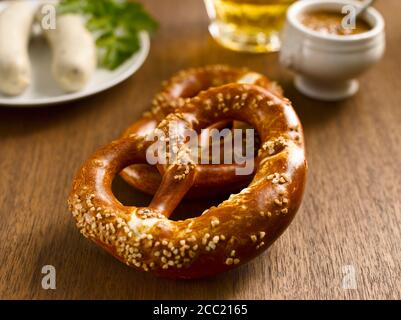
0, 1, 150, 107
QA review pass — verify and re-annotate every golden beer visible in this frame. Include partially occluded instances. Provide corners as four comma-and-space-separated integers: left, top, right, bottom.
204, 0, 296, 52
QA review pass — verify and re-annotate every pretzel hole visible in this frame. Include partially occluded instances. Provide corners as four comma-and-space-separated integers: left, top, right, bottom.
199, 120, 260, 161
113, 118, 262, 220
112, 175, 228, 221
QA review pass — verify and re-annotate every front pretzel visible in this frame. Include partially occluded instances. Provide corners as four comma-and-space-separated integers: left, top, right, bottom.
68, 83, 306, 279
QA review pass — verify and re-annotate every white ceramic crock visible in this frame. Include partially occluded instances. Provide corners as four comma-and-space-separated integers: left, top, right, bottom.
280, 0, 385, 101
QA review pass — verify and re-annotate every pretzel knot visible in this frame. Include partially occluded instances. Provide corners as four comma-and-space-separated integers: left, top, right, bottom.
120, 65, 283, 198
68, 82, 307, 279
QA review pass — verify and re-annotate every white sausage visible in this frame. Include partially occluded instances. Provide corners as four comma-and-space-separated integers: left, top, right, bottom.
43, 14, 97, 93
0, 1, 36, 96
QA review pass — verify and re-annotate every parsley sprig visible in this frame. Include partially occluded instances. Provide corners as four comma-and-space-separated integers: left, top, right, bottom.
58, 0, 158, 70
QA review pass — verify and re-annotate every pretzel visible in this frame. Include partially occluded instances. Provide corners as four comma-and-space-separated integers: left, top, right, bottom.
68, 83, 307, 279
121, 65, 283, 198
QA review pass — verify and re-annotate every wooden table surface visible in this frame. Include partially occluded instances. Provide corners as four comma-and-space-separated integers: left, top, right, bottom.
1, 0, 400, 300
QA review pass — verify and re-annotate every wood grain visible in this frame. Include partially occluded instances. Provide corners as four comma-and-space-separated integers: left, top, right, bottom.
0, 0, 400, 300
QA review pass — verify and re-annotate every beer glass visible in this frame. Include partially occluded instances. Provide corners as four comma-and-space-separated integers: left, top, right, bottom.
204, 0, 296, 53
